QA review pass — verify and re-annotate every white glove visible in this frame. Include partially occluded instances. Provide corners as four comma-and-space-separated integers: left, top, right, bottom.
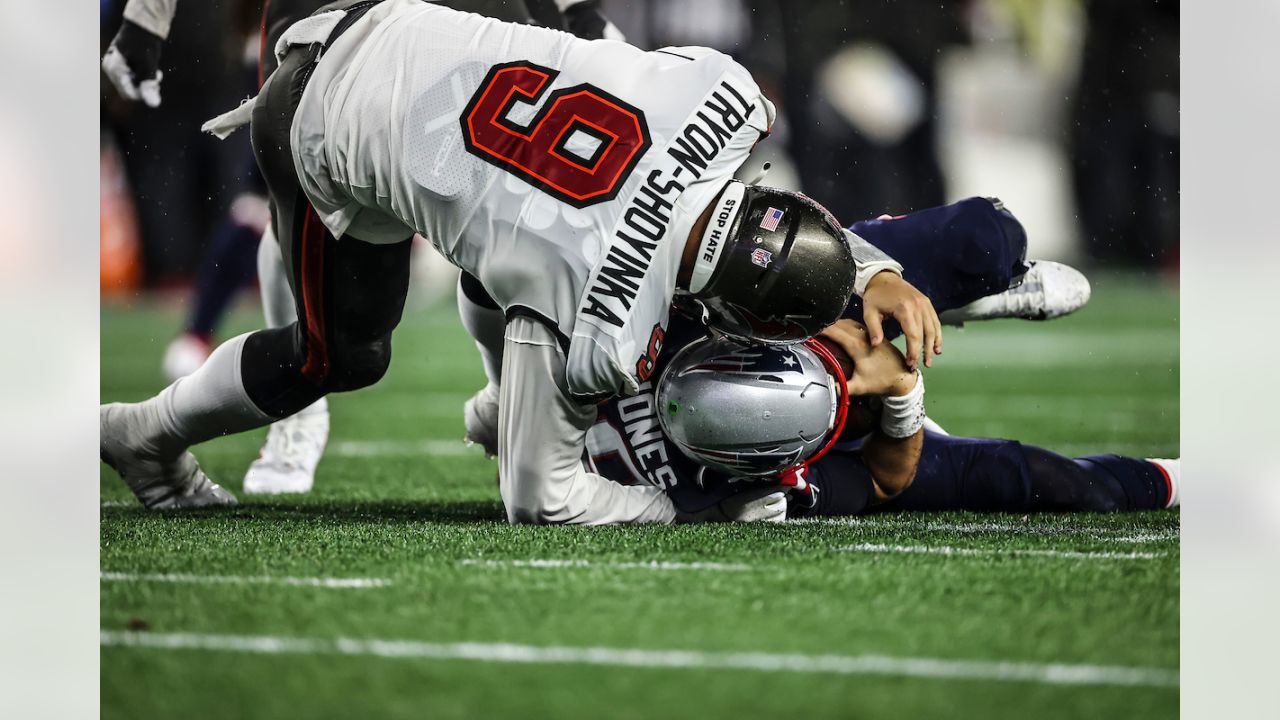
682, 486, 788, 523
102, 20, 164, 108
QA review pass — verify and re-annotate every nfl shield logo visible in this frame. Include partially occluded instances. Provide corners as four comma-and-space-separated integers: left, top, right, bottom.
751, 248, 773, 268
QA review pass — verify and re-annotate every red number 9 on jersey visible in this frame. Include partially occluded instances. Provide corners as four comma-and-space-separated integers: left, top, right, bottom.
461, 61, 652, 207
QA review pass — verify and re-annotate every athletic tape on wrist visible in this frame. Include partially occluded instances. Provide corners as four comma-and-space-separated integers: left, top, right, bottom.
689, 182, 747, 294
880, 371, 926, 439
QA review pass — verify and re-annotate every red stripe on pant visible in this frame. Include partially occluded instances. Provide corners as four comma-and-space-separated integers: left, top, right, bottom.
299, 208, 330, 385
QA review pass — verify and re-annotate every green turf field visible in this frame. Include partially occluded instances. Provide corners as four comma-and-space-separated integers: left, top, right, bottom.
100, 272, 1179, 719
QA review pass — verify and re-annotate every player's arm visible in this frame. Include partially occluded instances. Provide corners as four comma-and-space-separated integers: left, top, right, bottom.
859, 410, 924, 503
498, 315, 677, 525
844, 228, 944, 371
819, 319, 925, 503
102, 0, 177, 107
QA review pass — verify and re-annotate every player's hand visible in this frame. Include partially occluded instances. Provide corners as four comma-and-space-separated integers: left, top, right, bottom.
102, 20, 165, 108
819, 319, 916, 397
684, 485, 788, 523
860, 271, 942, 371
720, 486, 788, 522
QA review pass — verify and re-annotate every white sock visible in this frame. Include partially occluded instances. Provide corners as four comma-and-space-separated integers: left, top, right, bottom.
257, 226, 297, 328
135, 333, 273, 458
457, 276, 506, 387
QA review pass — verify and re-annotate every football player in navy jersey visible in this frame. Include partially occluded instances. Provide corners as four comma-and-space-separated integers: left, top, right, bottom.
536, 197, 1178, 520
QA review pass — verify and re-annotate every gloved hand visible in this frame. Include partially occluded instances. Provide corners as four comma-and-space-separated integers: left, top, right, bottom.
560, 0, 626, 42
780, 466, 820, 514
102, 19, 165, 108
680, 485, 788, 523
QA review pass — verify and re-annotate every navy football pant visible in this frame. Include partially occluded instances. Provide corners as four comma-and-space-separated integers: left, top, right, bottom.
804, 431, 1171, 516
842, 197, 1031, 336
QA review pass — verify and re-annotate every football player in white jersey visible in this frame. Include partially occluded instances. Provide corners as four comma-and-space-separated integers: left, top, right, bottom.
100, 0, 942, 523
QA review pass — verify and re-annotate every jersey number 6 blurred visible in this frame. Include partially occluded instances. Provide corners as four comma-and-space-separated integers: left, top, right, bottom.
461, 61, 652, 207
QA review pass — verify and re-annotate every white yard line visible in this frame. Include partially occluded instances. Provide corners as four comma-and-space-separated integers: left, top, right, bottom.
838, 543, 1164, 561
460, 559, 750, 571
100, 572, 391, 589
99, 630, 1178, 689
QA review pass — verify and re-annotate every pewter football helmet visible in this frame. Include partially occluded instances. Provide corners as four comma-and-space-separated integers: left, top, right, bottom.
682, 181, 858, 345
655, 336, 849, 477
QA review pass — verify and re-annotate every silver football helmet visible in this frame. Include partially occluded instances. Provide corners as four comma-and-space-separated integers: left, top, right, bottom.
655, 336, 850, 477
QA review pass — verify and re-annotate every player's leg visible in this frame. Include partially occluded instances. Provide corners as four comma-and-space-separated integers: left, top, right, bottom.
458, 271, 505, 457
842, 197, 1090, 333
874, 431, 1178, 513
240, 40, 412, 419
242, 228, 331, 494
101, 44, 411, 508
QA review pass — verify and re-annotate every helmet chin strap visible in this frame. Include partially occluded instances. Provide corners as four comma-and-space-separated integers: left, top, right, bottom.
689, 181, 747, 294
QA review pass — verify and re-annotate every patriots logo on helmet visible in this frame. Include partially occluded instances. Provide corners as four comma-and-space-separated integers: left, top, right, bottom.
684, 345, 805, 376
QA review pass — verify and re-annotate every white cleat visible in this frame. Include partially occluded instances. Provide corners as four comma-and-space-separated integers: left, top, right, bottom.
940, 261, 1092, 325
243, 399, 329, 494
463, 383, 500, 458
100, 403, 238, 509
1147, 458, 1180, 508
162, 333, 213, 383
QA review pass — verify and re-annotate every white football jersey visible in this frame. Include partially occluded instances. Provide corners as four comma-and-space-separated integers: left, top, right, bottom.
291, 0, 772, 399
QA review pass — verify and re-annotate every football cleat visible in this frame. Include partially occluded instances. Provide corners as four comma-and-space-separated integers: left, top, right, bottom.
243, 399, 329, 494
162, 333, 213, 383
100, 403, 238, 509
463, 383, 500, 458
939, 261, 1091, 325
1147, 457, 1180, 508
